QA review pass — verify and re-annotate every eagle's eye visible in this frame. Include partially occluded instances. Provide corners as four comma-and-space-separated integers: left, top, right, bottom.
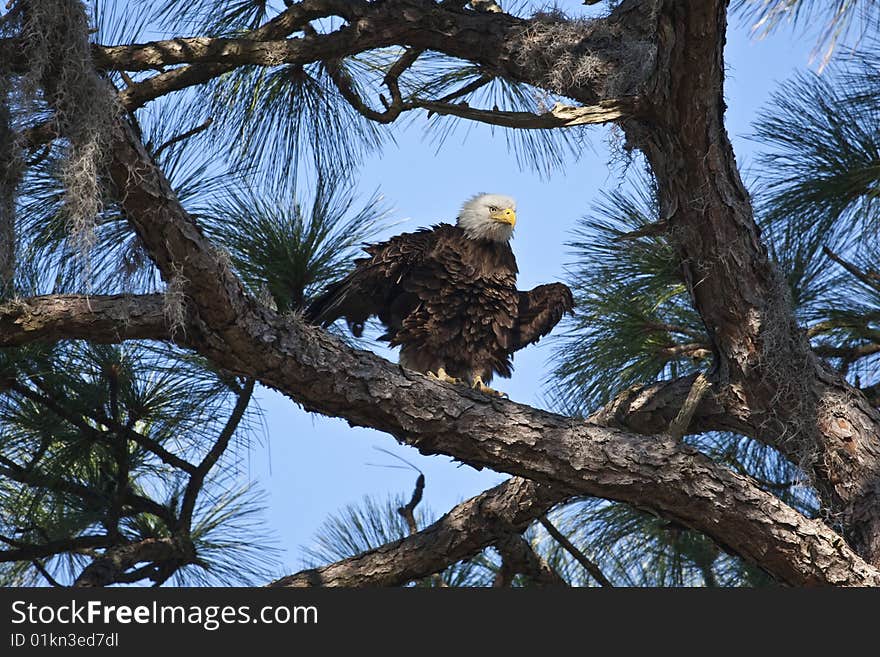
488, 205, 498, 213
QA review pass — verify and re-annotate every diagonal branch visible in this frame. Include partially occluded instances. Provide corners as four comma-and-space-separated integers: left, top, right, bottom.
823, 246, 880, 292
152, 117, 214, 159
539, 516, 613, 587
0, 456, 176, 528
178, 378, 255, 530
813, 342, 880, 363
269, 478, 565, 587
86, 108, 880, 584
622, 0, 880, 562
31, 560, 65, 587
10, 379, 198, 476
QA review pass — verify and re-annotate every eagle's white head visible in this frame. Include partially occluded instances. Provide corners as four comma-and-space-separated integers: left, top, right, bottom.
456, 193, 517, 242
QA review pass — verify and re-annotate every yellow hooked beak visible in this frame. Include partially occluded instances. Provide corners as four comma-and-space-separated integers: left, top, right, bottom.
490, 208, 516, 227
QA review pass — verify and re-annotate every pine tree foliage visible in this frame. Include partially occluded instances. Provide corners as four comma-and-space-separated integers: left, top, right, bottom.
202, 177, 391, 312
551, 173, 705, 417
0, 339, 277, 586
403, 56, 587, 177
207, 60, 390, 185
734, 0, 877, 66
303, 493, 499, 587
753, 56, 880, 383
140, 0, 587, 184
534, 7, 878, 585
0, 0, 879, 587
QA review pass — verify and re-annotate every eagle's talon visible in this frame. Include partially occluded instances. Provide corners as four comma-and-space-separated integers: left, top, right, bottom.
428, 367, 462, 385
472, 376, 507, 398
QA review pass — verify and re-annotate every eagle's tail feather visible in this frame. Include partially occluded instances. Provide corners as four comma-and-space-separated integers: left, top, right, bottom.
305, 279, 345, 325
305, 273, 371, 337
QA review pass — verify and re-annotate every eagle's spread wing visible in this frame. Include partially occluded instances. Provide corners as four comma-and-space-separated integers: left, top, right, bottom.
512, 283, 574, 351
304, 226, 440, 336
308, 222, 567, 385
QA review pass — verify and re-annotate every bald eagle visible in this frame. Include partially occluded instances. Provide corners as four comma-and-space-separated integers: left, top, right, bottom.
306, 193, 574, 395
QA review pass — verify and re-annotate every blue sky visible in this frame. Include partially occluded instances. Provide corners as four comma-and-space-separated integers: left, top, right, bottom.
231, 5, 826, 577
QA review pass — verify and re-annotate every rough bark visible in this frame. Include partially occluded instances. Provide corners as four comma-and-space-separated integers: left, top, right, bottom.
8, 292, 872, 583
9, 0, 655, 122
0, 294, 169, 346
270, 478, 564, 587
624, 0, 880, 561
88, 0, 650, 99
58, 58, 880, 584
4, 0, 880, 585
269, 470, 880, 587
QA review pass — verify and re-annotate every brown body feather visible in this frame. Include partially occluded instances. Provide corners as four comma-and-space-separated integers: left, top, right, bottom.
306, 223, 573, 383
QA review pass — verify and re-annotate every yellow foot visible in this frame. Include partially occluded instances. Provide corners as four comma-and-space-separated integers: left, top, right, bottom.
472, 376, 507, 398
428, 367, 462, 385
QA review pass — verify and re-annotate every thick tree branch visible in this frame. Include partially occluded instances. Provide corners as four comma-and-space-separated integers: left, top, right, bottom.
622, 0, 880, 561
96, 36, 353, 72
0, 458, 104, 507
83, 108, 877, 584
0, 294, 168, 346
22, 0, 649, 125
269, 478, 565, 587
0, 296, 743, 442
112, 30, 401, 112
270, 463, 880, 587
17, 0, 370, 147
